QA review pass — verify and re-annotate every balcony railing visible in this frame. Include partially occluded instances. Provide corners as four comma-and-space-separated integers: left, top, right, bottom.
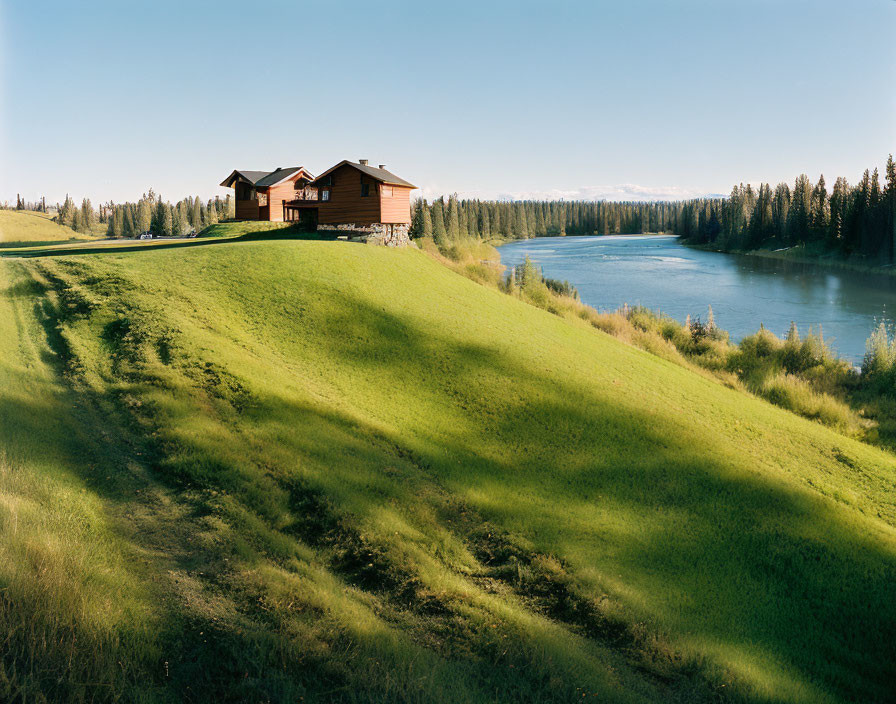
287, 188, 319, 203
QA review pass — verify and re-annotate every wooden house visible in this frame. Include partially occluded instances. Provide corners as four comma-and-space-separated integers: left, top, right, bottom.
220, 159, 417, 245
219, 167, 315, 222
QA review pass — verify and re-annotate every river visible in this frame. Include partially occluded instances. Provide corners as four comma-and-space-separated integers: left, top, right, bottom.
497, 235, 896, 364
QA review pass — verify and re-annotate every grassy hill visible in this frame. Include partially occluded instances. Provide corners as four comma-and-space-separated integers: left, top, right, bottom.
0, 209, 102, 247
1, 236, 894, 703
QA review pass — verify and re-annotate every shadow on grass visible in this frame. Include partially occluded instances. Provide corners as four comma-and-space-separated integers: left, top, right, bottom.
0, 237, 95, 250
4, 258, 896, 703
287, 294, 896, 702
0, 225, 342, 259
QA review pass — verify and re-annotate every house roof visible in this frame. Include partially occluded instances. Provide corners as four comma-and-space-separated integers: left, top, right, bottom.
255, 167, 311, 187
219, 167, 313, 189
220, 170, 267, 188
312, 160, 417, 189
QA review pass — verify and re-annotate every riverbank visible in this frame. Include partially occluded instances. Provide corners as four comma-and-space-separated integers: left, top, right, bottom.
685, 241, 896, 277
497, 235, 896, 364
483, 231, 670, 247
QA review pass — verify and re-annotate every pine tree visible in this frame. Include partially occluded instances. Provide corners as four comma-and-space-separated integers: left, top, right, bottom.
479, 206, 490, 239
786, 174, 812, 245
772, 182, 791, 240
870, 168, 882, 206
809, 175, 829, 241
854, 169, 872, 254
59, 194, 75, 227
409, 199, 425, 238
431, 199, 447, 246
161, 203, 174, 236
111, 207, 124, 237
516, 205, 529, 239
467, 202, 479, 239
886, 155, 896, 263
206, 199, 219, 225
176, 204, 189, 236
191, 197, 202, 231
152, 199, 166, 235
421, 202, 433, 239
137, 199, 152, 234
71, 208, 81, 232
534, 205, 546, 236
830, 177, 849, 247
80, 198, 94, 230
747, 183, 774, 248
446, 195, 460, 241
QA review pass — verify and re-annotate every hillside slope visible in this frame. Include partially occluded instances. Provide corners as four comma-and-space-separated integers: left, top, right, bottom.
1, 238, 895, 703
0, 209, 100, 247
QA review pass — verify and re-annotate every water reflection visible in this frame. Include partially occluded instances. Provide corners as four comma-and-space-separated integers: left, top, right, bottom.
497, 235, 896, 363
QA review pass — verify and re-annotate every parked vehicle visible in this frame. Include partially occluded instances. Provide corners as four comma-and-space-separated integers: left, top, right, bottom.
139, 232, 152, 240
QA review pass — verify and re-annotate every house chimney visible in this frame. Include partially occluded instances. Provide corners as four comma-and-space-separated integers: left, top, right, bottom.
378, 164, 386, 170
359, 159, 368, 166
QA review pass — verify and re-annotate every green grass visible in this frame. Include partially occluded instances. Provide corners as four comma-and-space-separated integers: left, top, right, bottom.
198, 220, 300, 238
1, 236, 895, 702
0, 210, 102, 248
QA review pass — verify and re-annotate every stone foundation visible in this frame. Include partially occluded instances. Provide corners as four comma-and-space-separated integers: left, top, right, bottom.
317, 222, 411, 247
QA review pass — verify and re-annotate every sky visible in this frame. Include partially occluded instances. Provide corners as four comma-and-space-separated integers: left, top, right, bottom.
1, 0, 894, 205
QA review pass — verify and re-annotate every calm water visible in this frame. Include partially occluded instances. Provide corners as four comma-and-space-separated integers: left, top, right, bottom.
497, 235, 896, 364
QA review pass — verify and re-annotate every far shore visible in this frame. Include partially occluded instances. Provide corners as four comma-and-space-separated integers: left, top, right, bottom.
684, 242, 896, 277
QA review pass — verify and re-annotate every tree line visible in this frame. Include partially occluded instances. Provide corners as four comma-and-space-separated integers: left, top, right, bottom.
413, 155, 896, 264
101, 191, 234, 238
3, 191, 235, 237
409, 195, 695, 244
671, 155, 896, 260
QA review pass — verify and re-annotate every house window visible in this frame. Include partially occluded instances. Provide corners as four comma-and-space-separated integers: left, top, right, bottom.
321, 189, 330, 202
382, 185, 393, 197
361, 182, 370, 197
236, 183, 256, 200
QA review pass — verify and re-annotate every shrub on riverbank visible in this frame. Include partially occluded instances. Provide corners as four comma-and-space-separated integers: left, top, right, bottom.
487, 272, 872, 442
416, 235, 504, 286
414, 237, 887, 444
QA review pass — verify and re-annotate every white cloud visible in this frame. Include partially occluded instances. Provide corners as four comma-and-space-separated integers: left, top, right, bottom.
417, 183, 722, 202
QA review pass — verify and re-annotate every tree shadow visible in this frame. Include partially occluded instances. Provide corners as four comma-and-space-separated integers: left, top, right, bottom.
280, 293, 896, 702
5, 258, 896, 702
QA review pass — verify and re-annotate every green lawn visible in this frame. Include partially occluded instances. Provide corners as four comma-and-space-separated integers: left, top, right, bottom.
1, 236, 894, 702
0, 209, 102, 247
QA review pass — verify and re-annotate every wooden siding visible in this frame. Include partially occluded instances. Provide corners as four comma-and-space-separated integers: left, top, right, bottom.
235, 199, 260, 220
379, 185, 413, 224
267, 181, 299, 222
317, 164, 382, 225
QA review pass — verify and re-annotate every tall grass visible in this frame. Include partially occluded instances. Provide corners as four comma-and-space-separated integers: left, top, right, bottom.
0, 452, 159, 702
427, 241, 863, 436
466, 250, 878, 443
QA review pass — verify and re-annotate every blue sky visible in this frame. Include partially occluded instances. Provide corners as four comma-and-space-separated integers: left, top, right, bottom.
2, 0, 894, 204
